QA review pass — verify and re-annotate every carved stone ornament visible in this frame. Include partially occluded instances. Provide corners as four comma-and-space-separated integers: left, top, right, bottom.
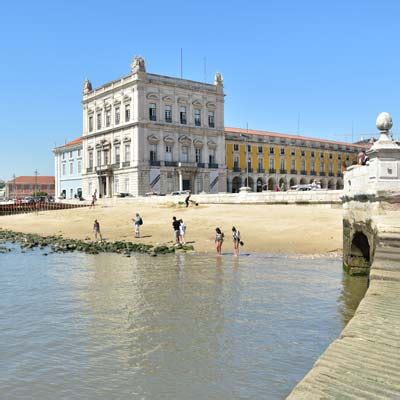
163, 95, 173, 103
192, 99, 202, 108
214, 72, 223, 85
206, 101, 216, 110
113, 138, 121, 145
87, 145, 94, 151
177, 96, 188, 105
163, 136, 175, 145
123, 136, 131, 143
146, 92, 159, 100
83, 79, 92, 94
207, 140, 217, 149
193, 139, 204, 148
147, 134, 160, 144
376, 112, 393, 132
179, 135, 192, 146
123, 95, 131, 103
131, 56, 146, 73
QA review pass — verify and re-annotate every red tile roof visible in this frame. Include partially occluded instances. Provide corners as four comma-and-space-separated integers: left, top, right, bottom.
225, 127, 368, 149
54, 137, 82, 150
8, 176, 55, 185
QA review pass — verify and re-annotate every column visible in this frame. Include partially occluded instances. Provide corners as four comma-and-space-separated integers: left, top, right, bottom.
179, 169, 183, 191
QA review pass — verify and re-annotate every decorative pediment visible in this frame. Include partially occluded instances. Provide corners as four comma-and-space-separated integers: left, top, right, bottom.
87, 145, 94, 150
179, 135, 192, 146
163, 136, 175, 145
147, 134, 160, 144
113, 138, 121, 145
95, 106, 103, 112
162, 95, 173, 103
123, 95, 131, 103
146, 92, 159, 100
113, 98, 121, 105
207, 140, 217, 149
193, 139, 204, 148
192, 99, 202, 108
123, 136, 131, 143
104, 102, 112, 111
177, 96, 188, 105
87, 108, 94, 115
206, 102, 216, 110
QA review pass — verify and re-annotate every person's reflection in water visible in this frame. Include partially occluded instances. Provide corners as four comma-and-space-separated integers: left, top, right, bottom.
176, 253, 185, 280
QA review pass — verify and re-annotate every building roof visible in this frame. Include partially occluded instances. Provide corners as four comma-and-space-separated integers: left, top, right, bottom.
53, 137, 82, 151
225, 127, 368, 149
7, 176, 55, 185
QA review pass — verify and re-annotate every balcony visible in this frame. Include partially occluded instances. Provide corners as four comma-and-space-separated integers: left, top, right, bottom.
258, 168, 265, 173
165, 117, 172, 123
311, 171, 316, 176
208, 122, 215, 128
86, 167, 93, 173
150, 160, 161, 166
290, 169, 297, 174
112, 162, 120, 169
180, 118, 187, 125
233, 166, 241, 172
329, 172, 334, 177
337, 172, 343, 177
320, 172, 326, 176
149, 115, 156, 122
247, 167, 253, 173
300, 170, 307, 175
122, 161, 130, 167
197, 162, 205, 168
208, 163, 219, 169
165, 161, 178, 167
195, 120, 201, 127
280, 169, 287, 174
269, 168, 276, 173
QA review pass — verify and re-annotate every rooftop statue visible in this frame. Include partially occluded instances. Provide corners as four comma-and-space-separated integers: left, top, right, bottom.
83, 79, 92, 94
214, 72, 223, 85
131, 56, 146, 73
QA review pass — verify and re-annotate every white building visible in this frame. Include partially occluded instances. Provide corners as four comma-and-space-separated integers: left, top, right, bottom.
82, 56, 226, 198
53, 138, 83, 199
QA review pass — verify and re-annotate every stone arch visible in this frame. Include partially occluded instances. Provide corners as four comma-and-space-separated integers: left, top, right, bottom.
348, 231, 371, 274
267, 177, 276, 191
244, 176, 254, 191
279, 177, 287, 191
320, 178, 327, 189
232, 176, 242, 193
299, 177, 308, 185
328, 179, 336, 190
256, 177, 265, 192
336, 178, 343, 190
289, 177, 297, 189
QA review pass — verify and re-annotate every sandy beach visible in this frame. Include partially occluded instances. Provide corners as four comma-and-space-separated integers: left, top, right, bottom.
0, 201, 343, 255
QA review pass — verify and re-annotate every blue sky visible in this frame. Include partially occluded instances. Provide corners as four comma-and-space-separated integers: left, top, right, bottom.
1, 0, 399, 180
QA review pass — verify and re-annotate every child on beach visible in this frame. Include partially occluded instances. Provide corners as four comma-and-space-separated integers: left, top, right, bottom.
93, 219, 102, 241
215, 227, 224, 255
133, 213, 143, 238
172, 216, 181, 244
232, 226, 241, 256
179, 219, 187, 244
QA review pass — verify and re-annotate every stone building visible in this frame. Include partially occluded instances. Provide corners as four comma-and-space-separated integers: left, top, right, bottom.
53, 137, 83, 199
81, 56, 226, 198
225, 127, 366, 192
5, 176, 55, 199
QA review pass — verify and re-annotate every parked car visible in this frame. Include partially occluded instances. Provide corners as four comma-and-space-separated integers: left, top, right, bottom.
170, 190, 190, 196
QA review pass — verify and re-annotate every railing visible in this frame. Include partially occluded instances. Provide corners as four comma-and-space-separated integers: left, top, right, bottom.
233, 167, 241, 172
290, 169, 297, 174
165, 117, 172, 123
165, 161, 178, 167
208, 122, 215, 128
329, 172, 334, 177
311, 171, 316, 176
301, 170, 307, 175
247, 168, 253, 173
112, 163, 120, 169
180, 118, 187, 125
0, 202, 88, 216
197, 163, 205, 168
150, 160, 161, 166
122, 161, 130, 167
208, 163, 219, 169
195, 120, 201, 127
337, 172, 343, 177
86, 167, 93, 173
149, 115, 156, 121
320, 172, 326, 176
269, 168, 276, 173
280, 169, 287, 174
258, 168, 265, 173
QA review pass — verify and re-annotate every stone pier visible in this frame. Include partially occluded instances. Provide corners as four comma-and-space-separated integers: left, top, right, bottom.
288, 112, 400, 399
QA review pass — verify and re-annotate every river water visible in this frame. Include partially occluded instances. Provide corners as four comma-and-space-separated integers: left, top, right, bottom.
0, 247, 367, 399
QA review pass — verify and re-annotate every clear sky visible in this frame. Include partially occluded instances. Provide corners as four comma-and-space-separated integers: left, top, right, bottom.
1, 0, 399, 180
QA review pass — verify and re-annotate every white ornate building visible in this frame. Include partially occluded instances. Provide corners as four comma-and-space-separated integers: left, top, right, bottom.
82, 57, 226, 198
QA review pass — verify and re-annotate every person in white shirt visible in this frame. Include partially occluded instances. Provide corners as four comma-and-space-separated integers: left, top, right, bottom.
179, 219, 187, 244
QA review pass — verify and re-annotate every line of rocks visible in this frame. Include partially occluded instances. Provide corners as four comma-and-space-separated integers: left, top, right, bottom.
0, 229, 194, 257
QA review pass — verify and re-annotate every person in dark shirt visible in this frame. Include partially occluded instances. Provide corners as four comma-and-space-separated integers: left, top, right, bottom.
172, 216, 181, 244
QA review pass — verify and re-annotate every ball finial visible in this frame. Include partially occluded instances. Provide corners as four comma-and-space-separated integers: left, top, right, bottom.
376, 112, 393, 132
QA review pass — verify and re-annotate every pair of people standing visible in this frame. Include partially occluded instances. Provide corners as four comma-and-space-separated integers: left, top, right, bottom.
172, 216, 187, 244
215, 226, 242, 256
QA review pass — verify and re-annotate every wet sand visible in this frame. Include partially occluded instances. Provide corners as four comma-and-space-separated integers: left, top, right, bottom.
0, 202, 343, 254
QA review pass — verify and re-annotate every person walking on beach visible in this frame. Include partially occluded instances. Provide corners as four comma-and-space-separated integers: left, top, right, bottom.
232, 226, 241, 256
172, 216, 181, 244
133, 213, 143, 238
215, 227, 224, 255
185, 192, 191, 208
179, 219, 187, 244
93, 219, 102, 241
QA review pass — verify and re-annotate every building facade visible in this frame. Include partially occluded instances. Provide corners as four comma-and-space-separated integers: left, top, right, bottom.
225, 127, 365, 192
81, 56, 226, 198
5, 176, 55, 199
53, 138, 83, 199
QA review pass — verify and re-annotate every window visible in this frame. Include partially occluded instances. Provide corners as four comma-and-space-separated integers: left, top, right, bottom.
329, 162, 333, 173
291, 148, 296, 156
165, 145, 172, 162
194, 109, 201, 126
301, 159, 306, 171
234, 155, 240, 168
270, 147, 274, 154
78, 161, 82, 173
70, 189, 73, 199
149, 103, 157, 121
69, 151, 73, 158
269, 158, 275, 170
125, 105, 130, 122
258, 158, 263, 170
96, 113, 102, 130
104, 150, 109, 165
195, 148, 202, 163
180, 106, 187, 124
106, 110, 111, 127
165, 105, 172, 122
88, 182, 92, 196
233, 144, 239, 151
320, 161, 325, 173
301, 150, 305, 157
89, 116, 93, 132
78, 149, 81, 157
338, 154, 342, 160
124, 178, 129, 193
124, 144, 130, 162
247, 145, 251, 153
115, 107, 120, 125
115, 146, 120, 164
258, 146, 263, 153
280, 147, 285, 155
346, 155, 350, 161
280, 158, 285, 171
62, 153, 65, 160
311, 151, 315, 158
329, 153, 333, 159
320, 153, 324, 159
209, 149, 216, 164
114, 178, 119, 194
181, 146, 189, 162
88, 151, 93, 168
208, 111, 215, 128
97, 150, 101, 166
291, 159, 296, 170
70, 163, 73, 174
150, 144, 157, 161
62, 164, 66, 175
311, 160, 315, 172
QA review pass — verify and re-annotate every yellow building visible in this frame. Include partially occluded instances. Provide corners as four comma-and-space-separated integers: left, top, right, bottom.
225, 127, 365, 192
